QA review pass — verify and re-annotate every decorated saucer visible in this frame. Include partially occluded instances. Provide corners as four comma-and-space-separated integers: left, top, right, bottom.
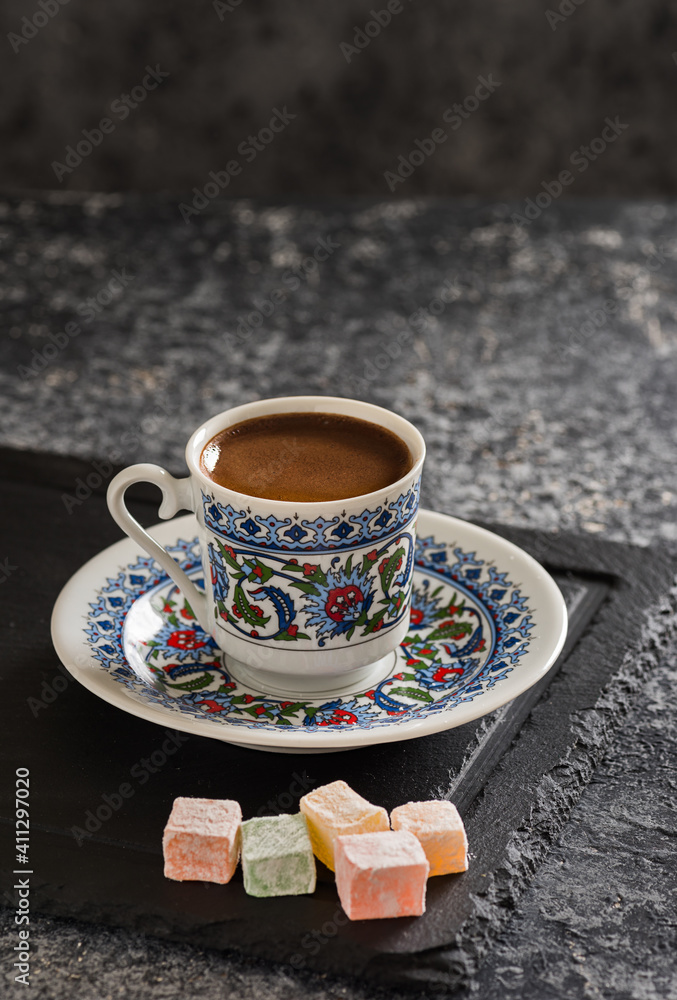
51, 510, 567, 752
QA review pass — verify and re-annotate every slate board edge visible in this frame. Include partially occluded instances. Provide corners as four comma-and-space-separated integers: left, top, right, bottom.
17, 569, 676, 999
376, 574, 677, 994
2, 448, 676, 995
14, 551, 677, 997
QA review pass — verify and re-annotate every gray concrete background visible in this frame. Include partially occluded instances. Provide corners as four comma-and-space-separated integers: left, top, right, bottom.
2, 0, 677, 197
0, 193, 675, 998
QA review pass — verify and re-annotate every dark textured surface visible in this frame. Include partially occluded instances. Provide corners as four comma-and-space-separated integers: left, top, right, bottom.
5, 449, 673, 991
0, 194, 675, 997
2, 1, 677, 197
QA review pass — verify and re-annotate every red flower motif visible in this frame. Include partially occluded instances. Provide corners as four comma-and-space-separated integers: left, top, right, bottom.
406, 657, 421, 666
232, 604, 242, 618
432, 665, 464, 682
224, 545, 236, 560
180, 607, 195, 619
393, 672, 405, 680
198, 699, 228, 714
242, 694, 254, 704
303, 563, 318, 576
447, 603, 461, 616
289, 558, 298, 564
254, 704, 267, 715
286, 624, 298, 637
316, 709, 358, 726
330, 709, 357, 725
366, 549, 378, 561
250, 629, 259, 637
477, 639, 487, 651
378, 558, 389, 575
167, 630, 206, 651
409, 608, 424, 626
371, 619, 384, 632
251, 605, 264, 617
325, 584, 364, 622
365, 689, 376, 699
162, 602, 173, 613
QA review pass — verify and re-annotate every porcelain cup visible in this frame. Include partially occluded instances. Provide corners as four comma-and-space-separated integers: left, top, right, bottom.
107, 396, 425, 695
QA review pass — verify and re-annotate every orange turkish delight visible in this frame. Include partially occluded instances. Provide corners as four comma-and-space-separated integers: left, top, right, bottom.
390, 799, 468, 876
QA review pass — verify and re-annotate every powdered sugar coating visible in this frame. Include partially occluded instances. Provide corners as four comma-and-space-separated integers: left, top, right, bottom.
299, 780, 389, 870
334, 829, 429, 920
390, 799, 468, 876
241, 813, 316, 897
162, 797, 242, 883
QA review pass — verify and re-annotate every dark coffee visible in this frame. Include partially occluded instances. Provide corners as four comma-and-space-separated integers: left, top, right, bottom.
200, 412, 412, 502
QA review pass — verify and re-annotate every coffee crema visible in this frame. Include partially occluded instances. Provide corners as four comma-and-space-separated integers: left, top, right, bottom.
200, 412, 413, 502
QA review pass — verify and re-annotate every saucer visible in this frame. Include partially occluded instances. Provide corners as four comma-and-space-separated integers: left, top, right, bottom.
51, 510, 567, 752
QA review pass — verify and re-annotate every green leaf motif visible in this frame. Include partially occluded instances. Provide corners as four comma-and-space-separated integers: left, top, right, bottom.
244, 559, 274, 585
305, 565, 327, 586
389, 686, 433, 703
381, 546, 406, 594
217, 540, 241, 571
290, 580, 320, 596
280, 702, 306, 716
426, 622, 473, 641
169, 673, 213, 692
273, 631, 299, 642
362, 608, 387, 635
234, 585, 271, 627
360, 551, 379, 575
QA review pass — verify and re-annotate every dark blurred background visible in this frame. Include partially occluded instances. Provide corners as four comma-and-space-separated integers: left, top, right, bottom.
2, 0, 676, 197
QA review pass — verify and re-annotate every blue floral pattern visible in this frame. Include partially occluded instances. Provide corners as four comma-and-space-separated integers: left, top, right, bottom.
82, 533, 535, 732
206, 534, 413, 646
201, 479, 420, 552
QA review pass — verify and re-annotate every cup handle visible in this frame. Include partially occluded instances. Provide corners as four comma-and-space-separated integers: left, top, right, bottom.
106, 463, 211, 633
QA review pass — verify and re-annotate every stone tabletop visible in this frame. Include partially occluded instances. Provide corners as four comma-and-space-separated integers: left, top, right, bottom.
0, 193, 675, 999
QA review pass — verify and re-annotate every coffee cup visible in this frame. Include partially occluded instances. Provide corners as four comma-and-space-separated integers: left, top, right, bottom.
107, 396, 425, 695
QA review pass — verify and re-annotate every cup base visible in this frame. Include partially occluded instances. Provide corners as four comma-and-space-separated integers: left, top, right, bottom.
224, 649, 397, 700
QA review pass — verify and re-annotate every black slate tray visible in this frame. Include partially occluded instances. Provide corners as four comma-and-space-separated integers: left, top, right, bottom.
0, 448, 675, 993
